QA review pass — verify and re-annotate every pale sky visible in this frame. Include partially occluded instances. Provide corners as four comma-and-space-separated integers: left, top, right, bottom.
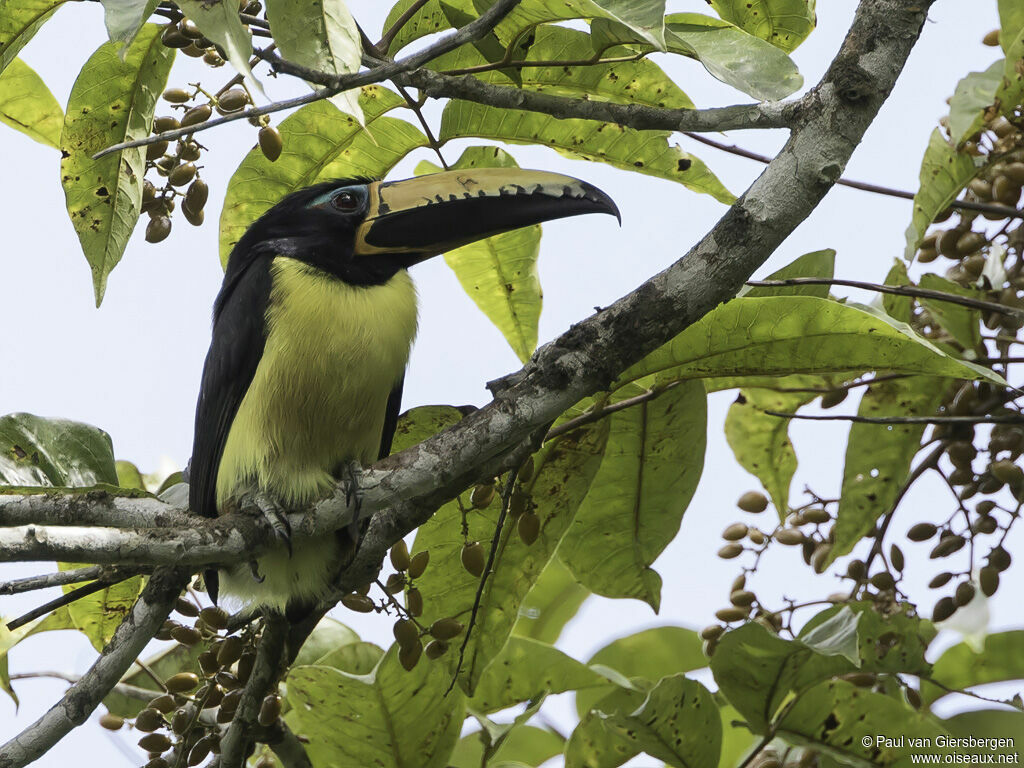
1, 2, 1020, 766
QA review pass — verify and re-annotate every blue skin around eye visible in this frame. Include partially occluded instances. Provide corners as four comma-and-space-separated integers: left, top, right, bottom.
307, 185, 365, 209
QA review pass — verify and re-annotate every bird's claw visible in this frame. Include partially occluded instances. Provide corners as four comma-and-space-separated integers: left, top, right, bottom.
251, 491, 293, 556
249, 560, 265, 583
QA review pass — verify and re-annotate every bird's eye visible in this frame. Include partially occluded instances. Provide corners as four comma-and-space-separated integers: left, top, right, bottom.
332, 191, 360, 211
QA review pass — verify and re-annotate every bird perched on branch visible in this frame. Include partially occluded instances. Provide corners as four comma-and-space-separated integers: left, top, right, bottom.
188, 168, 618, 612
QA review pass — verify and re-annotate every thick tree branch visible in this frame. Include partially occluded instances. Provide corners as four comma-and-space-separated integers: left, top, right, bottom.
0, 567, 190, 768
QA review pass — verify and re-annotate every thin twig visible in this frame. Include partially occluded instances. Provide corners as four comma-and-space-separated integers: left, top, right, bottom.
747, 278, 1024, 316
0, 565, 144, 596
687, 132, 1024, 220
546, 383, 679, 441
764, 411, 1024, 425
9, 672, 156, 703
394, 84, 448, 168
6, 576, 136, 631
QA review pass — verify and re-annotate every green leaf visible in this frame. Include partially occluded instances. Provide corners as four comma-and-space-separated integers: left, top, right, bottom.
0, 0, 65, 74
104, 644, 204, 717
917, 274, 983, 351
292, 616, 360, 667
100, 0, 158, 52
904, 128, 982, 260
566, 687, 647, 768
381, 0, 449, 55
115, 459, 146, 490
922, 631, 1024, 706
470, 636, 610, 714
390, 405, 467, 455
718, 702, 757, 768
264, 0, 363, 121
285, 645, 465, 768
60, 24, 175, 305
494, 0, 666, 50
417, 146, 543, 362
575, 626, 705, 719
559, 380, 706, 610
706, 0, 815, 53
744, 249, 836, 298
991, 1, 1024, 138
777, 680, 946, 763
663, 13, 802, 100
0, 412, 117, 486
599, 675, 721, 768
797, 606, 860, 665
314, 641, 385, 675
947, 60, 1002, 146
56, 564, 144, 652
725, 383, 819, 519
617, 296, 1002, 389
883, 259, 913, 323
410, 420, 609, 694
219, 90, 426, 266
944, 709, 1024, 758
830, 375, 947, 563
441, 99, 732, 203
451, 725, 564, 768
0, 57, 61, 147
512, 556, 589, 644
175, 0, 258, 93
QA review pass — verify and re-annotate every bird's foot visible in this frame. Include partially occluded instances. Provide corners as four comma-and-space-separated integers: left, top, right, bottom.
249, 560, 265, 583
343, 460, 364, 541
245, 491, 293, 556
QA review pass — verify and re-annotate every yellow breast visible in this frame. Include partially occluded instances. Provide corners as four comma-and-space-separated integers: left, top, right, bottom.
216, 257, 418, 509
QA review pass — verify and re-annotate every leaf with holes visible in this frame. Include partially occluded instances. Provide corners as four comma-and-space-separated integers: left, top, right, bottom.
382, 0, 449, 55
489, 0, 666, 49
417, 146, 543, 362
60, 24, 174, 305
59, 563, 144, 653
0, 412, 118, 486
0, 57, 61, 147
451, 725, 564, 768
219, 88, 426, 266
917, 273, 983, 351
285, 645, 465, 768
265, 0, 363, 122
559, 379, 706, 610
904, 128, 983, 260
947, 60, 1002, 146
707, 0, 815, 53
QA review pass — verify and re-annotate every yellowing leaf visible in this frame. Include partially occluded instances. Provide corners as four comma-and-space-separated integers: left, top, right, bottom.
707, 0, 815, 53
0, 0, 65, 74
0, 57, 61, 147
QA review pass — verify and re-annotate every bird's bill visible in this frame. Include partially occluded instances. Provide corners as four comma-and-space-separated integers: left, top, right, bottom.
352, 168, 619, 261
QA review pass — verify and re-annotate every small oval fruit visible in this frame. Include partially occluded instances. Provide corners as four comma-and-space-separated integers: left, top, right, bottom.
399, 638, 422, 670
179, 141, 202, 161
429, 618, 464, 640
184, 178, 209, 214
408, 550, 429, 579
219, 688, 242, 714
907, 522, 937, 541
954, 581, 976, 607
928, 571, 953, 589
390, 540, 411, 571
385, 572, 406, 594
203, 50, 225, 67
509, 489, 528, 516
237, 650, 256, 684
179, 18, 203, 39
461, 541, 485, 577
170, 625, 202, 646
846, 559, 866, 581
166, 672, 200, 693
517, 456, 535, 483
989, 545, 1012, 571
200, 605, 228, 629
99, 713, 124, 730
983, 29, 1000, 46
183, 205, 204, 227
168, 162, 197, 187
341, 593, 376, 613
774, 529, 804, 546
956, 231, 985, 255
930, 535, 966, 559
406, 587, 423, 617
171, 707, 189, 734
135, 708, 164, 732
518, 511, 540, 545
980, 566, 1000, 596
730, 589, 756, 607
932, 596, 957, 622
869, 571, 895, 591
700, 624, 724, 641
162, 87, 191, 104
393, 619, 419, 649
717, 542, 743, 559
737, 491, 768, 513
153, 116, 180, 133
721, 523, 748, 541
148, 694, 177, 713
715, 606, 749, 623
180, 103, 213, 128
217, 635, 244, 667
811, 543, 832, 573
187, 736, 214, 767
258, 693, 281, 727
146, 215, 172, 243
217, 88, 249, 113
803, 508, 831, 524
138, 733, 173, 753
470, 483, 494, 509
424, 639, 448, 659
160, 26, 191, 47
258, 125, 283, 162
146, 140, 170, 161
174, 597, 200, 617
890, 544, 905, 572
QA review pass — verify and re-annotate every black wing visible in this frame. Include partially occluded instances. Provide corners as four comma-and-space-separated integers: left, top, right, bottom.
378, 376, 404, 459
189, 258, 272, 602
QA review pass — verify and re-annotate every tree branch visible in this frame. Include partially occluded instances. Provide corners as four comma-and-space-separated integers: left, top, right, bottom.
0, 565, 145, 596
764, 411, 1024, 425
747, 278, 1024, 316
8, 672, 156, 704
0, 567, 190, 768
